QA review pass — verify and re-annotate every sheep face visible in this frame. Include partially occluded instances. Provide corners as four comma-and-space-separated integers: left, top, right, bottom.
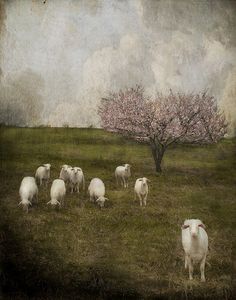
142, 177, 150, 185
138, 177, 150, 188
75, 167, 82, 173
73, 167, 82, 174
124, 164, 131, 175
61, 164, 71, 170
182, 219, 206, 238
43, 163, 51, 170
96, 196, 108, 208
19, 199, 32, 213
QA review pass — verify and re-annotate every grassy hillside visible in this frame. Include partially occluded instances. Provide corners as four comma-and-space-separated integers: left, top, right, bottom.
0, 127, 235, 299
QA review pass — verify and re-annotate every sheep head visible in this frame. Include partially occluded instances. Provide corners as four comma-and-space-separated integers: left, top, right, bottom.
182, 219, 206, 238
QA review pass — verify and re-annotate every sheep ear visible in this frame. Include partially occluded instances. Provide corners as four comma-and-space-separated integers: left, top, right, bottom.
138, 178, 143, 181
181, 224, 189, 229
105, 198, 109, 201
199, 223, 206, 229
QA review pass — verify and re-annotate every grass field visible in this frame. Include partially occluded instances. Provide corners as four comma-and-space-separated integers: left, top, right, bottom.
0, 127, 235, 299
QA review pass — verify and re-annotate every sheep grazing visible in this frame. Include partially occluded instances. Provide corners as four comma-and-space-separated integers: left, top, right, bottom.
35, 163, 51, 186
96, 196, 109, 209
134, 177, 150, 207
19, 176, 38, 213
181, 219, 208, 282
88, 178, 109, 208
68, 167, 85, 194
59, 164, 71, 184
47, 179, 66, 208
115, 164, 131, 188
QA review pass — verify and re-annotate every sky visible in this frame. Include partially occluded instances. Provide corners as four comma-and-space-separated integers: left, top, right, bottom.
0, 0, 235, 135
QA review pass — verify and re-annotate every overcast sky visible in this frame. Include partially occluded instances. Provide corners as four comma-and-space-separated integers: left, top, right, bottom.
0, 0, 235, 135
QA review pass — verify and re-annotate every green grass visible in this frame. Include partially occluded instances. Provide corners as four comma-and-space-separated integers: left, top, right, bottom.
0, 127, 235, 299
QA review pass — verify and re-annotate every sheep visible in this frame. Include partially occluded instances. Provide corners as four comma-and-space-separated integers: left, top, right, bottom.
181, 219, 208, 282
88, 178, 109, 208
96, 196, 109, 209
115, 164, 131, 188
59, 164, 71, 184
47, 179, 66, 207
68, 167, 85, 194
134, 177, 150, 207
35, 163, 51, 186
19, 176, 38, 213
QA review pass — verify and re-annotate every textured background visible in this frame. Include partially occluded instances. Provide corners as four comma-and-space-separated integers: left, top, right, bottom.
0, 0, 235, 135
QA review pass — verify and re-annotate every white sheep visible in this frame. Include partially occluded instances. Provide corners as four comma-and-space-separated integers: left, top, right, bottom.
19, 176, 38, 213
35, 163, 51, 186
96, 196, 109, 208
47, 179, 66, 207
181, 219, 208, 282
134, 177, 150, 207
88, 178, 109, 208
115, 164, 131, 188
59, 164, 71, 184
69, 167, 85, 194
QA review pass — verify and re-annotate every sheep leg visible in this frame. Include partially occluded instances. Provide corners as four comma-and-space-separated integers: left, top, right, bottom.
71, 184, 73, 194
200, 255, 206, 282
184, 255, 188, 269
123, 178, 127, 188
60, 196, 64, 207
35, 192, 39, 203
115, 175, 119, 187
121, 177, 125, 188
138, 195, 143, 207
143, 195, 147, 207
188, 257, 194, 280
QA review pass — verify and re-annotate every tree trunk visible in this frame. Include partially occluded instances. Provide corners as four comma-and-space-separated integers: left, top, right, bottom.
150, 142, 165, 173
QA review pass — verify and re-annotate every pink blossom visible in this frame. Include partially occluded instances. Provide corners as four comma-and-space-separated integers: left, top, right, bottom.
99, 86, 227, 172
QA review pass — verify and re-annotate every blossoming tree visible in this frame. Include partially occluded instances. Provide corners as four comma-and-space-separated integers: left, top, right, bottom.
99, 86, 227, 172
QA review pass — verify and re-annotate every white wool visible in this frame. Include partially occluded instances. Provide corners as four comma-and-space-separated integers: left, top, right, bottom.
19, 176, 38, 213
115, 164, 131, 188
68, 167, 85, 193
88, 178, 106, 202
47, 179, 66, 207
59, 164, 71, 183
35, 163, 51, 186
181, 219, 208, 282
134, 177, 149, 207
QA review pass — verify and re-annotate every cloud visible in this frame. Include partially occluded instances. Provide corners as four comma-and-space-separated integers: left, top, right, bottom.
0, 0, 235, 135
220, 67, 236, 136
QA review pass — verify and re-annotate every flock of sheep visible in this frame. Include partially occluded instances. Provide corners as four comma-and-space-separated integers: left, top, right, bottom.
18, 163, 208, 282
